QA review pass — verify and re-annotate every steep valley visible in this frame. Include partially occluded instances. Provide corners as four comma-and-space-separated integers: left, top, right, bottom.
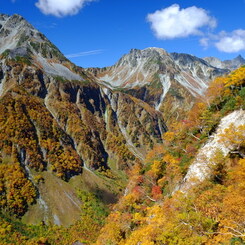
0, 13, 166, 226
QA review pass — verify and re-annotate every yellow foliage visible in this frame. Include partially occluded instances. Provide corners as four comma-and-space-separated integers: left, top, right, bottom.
219, 124, 245, 151
150, 160, 162, 176
163, 131, 175, 142
0, 162, 36, 216
225, 66, 245, 88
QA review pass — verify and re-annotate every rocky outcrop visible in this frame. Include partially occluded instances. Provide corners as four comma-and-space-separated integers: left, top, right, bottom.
177, 109, 245, 192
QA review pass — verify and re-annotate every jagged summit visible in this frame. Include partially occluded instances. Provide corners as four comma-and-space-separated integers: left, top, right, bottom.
0, 13, 28, 26
91, 47, 227, 92
225, 54, 245, 69
88, 47, 228, 115
0, 14, 35, 54
234, 54, 245, 61
129, 47, 168, 56
115, 47, 169, 68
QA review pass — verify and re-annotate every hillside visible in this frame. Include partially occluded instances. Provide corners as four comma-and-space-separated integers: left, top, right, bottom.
95, 66, 245, 245
0, 14, 166, 226
1, 60, 244, 245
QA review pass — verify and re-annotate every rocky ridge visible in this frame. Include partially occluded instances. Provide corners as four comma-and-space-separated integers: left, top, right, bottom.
88, 47, 229, 126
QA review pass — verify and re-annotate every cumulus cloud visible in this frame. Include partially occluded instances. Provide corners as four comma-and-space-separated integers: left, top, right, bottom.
200, 29, 245, 53
35, 0, 95, 17
215, 30, 245, 53
147, 4, 216, 39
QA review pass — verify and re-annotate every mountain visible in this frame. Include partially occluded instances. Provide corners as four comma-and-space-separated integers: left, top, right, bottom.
0, 13, 245, 244
0, 14, 166, 225
0, 13, 67, 61
88, 48, 228, 125
204, 55, 245, 70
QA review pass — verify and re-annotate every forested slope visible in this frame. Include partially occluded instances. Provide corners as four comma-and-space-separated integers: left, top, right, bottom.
95, 66, 245, 245
0, 63, 244, 245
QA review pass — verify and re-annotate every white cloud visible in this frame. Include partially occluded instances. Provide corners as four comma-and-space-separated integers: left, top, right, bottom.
200, 29, 245, 53
215, 30, 245, 53
65, 49, 103, 58
35, 0, 95, 17
199, 37, 210, 48
147, 4, 216, 39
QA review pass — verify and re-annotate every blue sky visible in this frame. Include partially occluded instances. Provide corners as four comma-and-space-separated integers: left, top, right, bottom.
1, 0, 245, 67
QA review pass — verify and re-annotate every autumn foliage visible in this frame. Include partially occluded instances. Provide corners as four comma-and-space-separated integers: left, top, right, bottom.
95, 66, 245, 244
0, 61, 244, 244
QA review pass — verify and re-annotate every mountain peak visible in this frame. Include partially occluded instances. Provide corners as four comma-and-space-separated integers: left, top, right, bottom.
223, 55, 245, 70
0, 13, 82, 82
0, 13, 32, 31
234, 54, 245, 62
117, 47, 169, 68
204, 55, 245, 70
143, 47, 168, 53
0, 13, 66, 62
90, 47, 227, 113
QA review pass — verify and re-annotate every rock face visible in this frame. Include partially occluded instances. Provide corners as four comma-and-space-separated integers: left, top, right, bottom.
0, 14, 167, 225
89, 48, 226, 96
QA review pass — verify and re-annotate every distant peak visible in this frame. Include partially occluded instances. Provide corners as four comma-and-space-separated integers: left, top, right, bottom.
234, 54, 245, 61
0, 13, 66, 62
